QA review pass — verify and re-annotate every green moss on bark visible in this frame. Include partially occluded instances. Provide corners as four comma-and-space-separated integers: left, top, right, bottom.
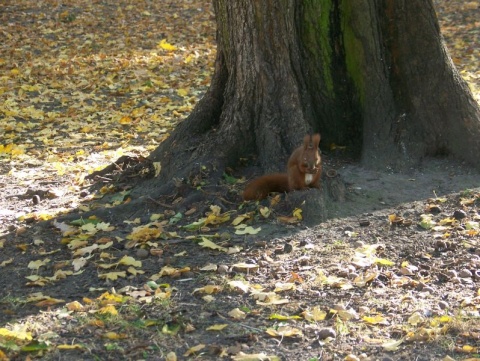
302, 0, 334, 95
339, 1, 366, 105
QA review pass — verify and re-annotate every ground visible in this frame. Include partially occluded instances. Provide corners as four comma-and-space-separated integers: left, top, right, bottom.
1, 1, 480, 360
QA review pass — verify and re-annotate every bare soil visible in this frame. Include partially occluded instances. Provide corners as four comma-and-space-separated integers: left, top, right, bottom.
1, 153, 480, 360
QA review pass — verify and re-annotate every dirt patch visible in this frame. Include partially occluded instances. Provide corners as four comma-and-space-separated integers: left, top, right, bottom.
1, 157, 480, 360
331, 159, 480, 218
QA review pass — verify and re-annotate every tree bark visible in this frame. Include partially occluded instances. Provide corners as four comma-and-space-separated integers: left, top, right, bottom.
148, 0, 480, 196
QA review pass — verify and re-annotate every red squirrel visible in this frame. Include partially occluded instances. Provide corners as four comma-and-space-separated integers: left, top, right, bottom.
243, 134, 322, 200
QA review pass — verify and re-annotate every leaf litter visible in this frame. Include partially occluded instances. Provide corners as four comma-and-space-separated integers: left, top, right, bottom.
0, 0, 480, 360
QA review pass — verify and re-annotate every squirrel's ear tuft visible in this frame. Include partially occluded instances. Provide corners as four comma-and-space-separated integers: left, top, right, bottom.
303, 134, 313, 149
303, 133, 321, 149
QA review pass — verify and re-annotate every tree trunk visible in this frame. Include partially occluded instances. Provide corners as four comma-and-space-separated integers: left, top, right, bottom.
148, 0, 480, 197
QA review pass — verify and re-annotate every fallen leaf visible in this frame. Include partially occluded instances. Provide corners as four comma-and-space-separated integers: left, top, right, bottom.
98, 271, 126, 281
232, 352, 280, 361
382, 338, 403, 351
57, 344, 84, 350
228, 308, 247, 320
199, 237, 227, 252
274, 282, 296, 292
302, 307, 327, 322
184, 344, 205, 356
265, 326, 303, 337
66, 301, 84, 312
235, 224, 261, 235
206, 324, 228, 331
363, 314, 387, 325
192, 285, 223, 294
0, 326, 32, 341
158, 39, 177, 51
269, 313, 302, 321
28, 258, 50, 270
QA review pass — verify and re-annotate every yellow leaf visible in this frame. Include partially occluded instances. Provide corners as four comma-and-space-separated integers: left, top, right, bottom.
430, 315, 452, 326
98, 271, 126, 280
269, 313, 302, 321
118, 255, 142, 267
166, 351, 177, 361
80, 126, 94, 133
235, 224, 261, 235
57, 344, 84, 350
193, 285, 223, 295
158, 39, 177, 51
28, 258, 50, 270
293, 208, 302, 220
204, 212, 230, 226
51, 162, 66, 175
35, 297, 64, 307
11, 145, 25, 156
388, 214, 398, 222
199, 237, 227, 252
439, 217, 456, 225
374, 258, 394, 266
265, 326, 303, 337
419, 214, 436, 229
102, 331, 127, 339
259, 206, 271, 218
228, 308, 247, 320
232, 353, 280, 361
127, 224, 162, 242
0, 325, 32, 341
96, 222, 115, 231
231, 214, 250, 226
150, 213, 164, 221
127, 266, 144, 275
99, 305, 118, 315
329, 143, 346, 150
254, 292, 289, 305
184, 344, 205, 356
302, 307, 327, 322
202, 295, 215, 303
88, 319, 105, 327
131, 107, 145, 117
73, 244, 99, 257
177, 88, 189, 97
66, 301, 84, 311
362, 315, 386, 324
353, 271, 378, 287
206, 324, 228, 331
